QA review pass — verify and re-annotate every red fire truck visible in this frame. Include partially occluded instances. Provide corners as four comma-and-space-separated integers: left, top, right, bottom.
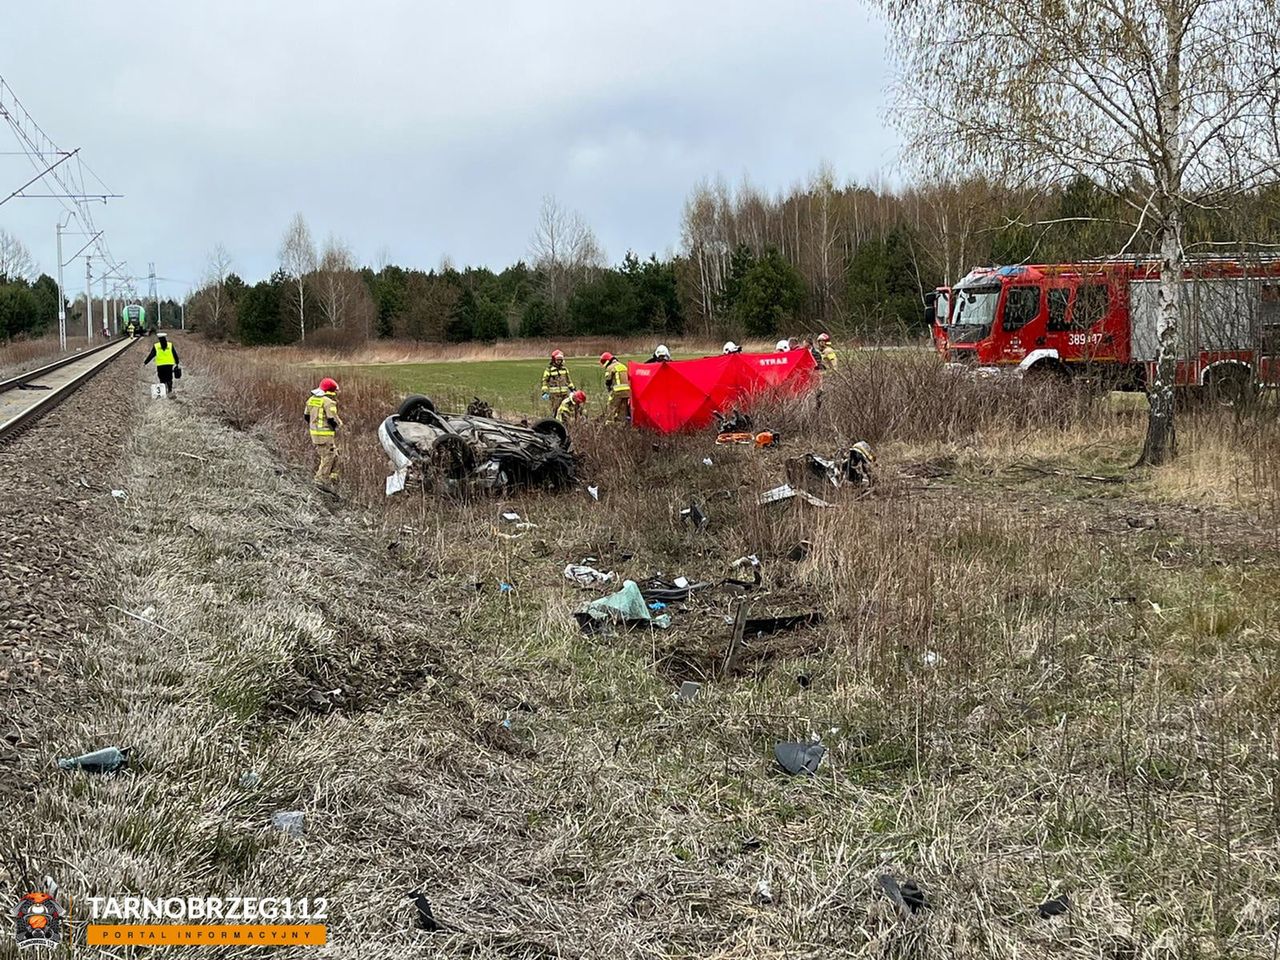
930, 259, 1280, 396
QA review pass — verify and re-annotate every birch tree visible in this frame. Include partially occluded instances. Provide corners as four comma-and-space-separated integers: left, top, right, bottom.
878, 0, 1280, 464
0, 229, 35, 282
529, 195, 604, 310
198, 244, 234, 339
315, 235, 356, 331
278, 213, 316, 342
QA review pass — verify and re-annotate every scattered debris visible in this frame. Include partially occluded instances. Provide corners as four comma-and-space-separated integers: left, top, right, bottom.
465, 396, 493, 418
408, 890, 441, 931
796, 673, 811, 688
385, 470, 407, 496
587, 485, 599, 501
563, 564, 617, 587
786, 540, 812, 562
648, 601, 667, 612
271, 811, 306, 836
499, 582, 514, 593
740, 836, 763, 853
1037, 894, 1070, 918
680, 502, 708, 530
753, 879, 774, 905
922, 650, 941, 667
675, 680, 701, 703
758, 484, 833, 508
878, 874, 929, 916
673, 576, 690, 589
110, 489, 127, 501
742, 611, 824, 636
716, 430, 778, 447
723, 598, 751, 674
575, 580, 672, 632
57, 746, 129, 773
638, 576, 708, 604
501, 511, 522, 523
715, 409, 754, 434
774, 741, 825, 776
701, 457, 714, 466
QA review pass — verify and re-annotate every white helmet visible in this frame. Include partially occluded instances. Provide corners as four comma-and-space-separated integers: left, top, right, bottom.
654, 344, 671, 360
775, 339, 790, 352
722, 341, 739, 354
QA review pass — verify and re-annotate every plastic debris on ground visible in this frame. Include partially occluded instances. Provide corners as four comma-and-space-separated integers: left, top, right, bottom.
564, 564, 617, 587
587, 485, 599, 501
271, 811, 306, 836
728, 611, 823, 636
385, 469, 407, 496
57, 746, 129, 773
877, 874, 929, 916
680, 502, 707, 530
1037, 894, 1070, 919
409, 891, 441, 932
701, 458, 714, 466
675, 680, 701, 703
758, 483, 833, 508
638, 576, 708, 604
501, 511, 522, 522
575, 580, 672, 632
499, 582, 514, 593
753, 879, 774, 904
110, 489, 127, 500
774, 741, 825, 776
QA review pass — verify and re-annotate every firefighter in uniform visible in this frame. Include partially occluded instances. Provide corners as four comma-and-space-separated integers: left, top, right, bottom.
556, 389, 587, 425
540, 350, 574, 416
307, 377, 344, 488
142, 333, 180, 395
599, 352, 631, 423
817, 332, 838, 371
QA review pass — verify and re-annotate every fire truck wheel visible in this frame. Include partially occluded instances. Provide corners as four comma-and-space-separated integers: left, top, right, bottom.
1204, 366, 1255, 407
1023, 361, 1071, 386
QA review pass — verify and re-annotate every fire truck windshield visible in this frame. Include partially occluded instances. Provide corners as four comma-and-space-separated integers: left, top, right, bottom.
949, 285, 1000, 344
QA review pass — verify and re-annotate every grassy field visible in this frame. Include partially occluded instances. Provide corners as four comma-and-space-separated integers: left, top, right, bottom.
325, 351, 711, 417
31, 343, 1280, 957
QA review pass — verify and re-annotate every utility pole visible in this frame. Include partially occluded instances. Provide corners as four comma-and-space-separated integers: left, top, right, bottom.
85, 256, 93, 343
55, 219, 66, 350
148, 262, 158, 330
100, 272, 108, 338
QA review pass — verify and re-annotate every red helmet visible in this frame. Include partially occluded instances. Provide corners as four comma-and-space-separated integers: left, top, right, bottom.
319, 377, 338, 392
599, 352, 614, 365
551, 350, 565, 361
572, 390, 586, 404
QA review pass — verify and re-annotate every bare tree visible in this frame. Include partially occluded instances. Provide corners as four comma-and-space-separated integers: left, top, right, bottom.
315, 234, 357, 332
196, 243, 235, 339
879, 0, 1280, 464
278, 213, 317, 342
529, 195, 604, 310
0, 229, 36, 282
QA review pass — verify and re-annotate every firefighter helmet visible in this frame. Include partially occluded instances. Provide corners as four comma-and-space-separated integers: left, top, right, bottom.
551, 349, 565, 362
319, 377, 339, 393
572, 390, 586, 404
599, 352, 614, 365
775, 340, 790, 352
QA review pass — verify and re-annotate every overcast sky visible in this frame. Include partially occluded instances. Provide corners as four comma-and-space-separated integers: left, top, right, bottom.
1, 1, 895, 298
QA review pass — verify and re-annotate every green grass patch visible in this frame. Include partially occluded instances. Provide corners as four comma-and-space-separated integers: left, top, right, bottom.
330, 353, 698, 416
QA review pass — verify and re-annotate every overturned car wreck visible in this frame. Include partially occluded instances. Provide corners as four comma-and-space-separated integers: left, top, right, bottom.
379, 394, 578, 495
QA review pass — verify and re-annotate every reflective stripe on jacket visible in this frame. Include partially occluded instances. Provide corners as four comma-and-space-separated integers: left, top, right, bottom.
821, 346, 838, 370
308, 394, 340, 438
604, 360, 630, 395
541, 364, 574, 395
556, 395, 578, 424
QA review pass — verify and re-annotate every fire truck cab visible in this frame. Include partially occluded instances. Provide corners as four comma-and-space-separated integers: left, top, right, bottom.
932, 259, 1280, 393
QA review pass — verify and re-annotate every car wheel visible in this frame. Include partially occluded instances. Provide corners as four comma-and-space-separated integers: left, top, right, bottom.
398, 394, 437, 422
532, 418, 570, 450
429, 434, 475, 480
1205, 366, 1255, 407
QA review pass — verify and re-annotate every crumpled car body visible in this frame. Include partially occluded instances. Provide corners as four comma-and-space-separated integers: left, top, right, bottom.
379, 394, 577, 494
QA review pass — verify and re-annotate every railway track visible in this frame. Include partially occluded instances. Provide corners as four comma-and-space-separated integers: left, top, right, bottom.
0, 337, 138, 442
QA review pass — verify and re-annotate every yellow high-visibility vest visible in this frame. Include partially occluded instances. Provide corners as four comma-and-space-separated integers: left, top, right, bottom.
154, 342, 175, 366
606, 360, 630, 395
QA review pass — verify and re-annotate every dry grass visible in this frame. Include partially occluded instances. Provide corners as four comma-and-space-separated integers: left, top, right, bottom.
29, 342, 1280, 958
0, 332, 96, 379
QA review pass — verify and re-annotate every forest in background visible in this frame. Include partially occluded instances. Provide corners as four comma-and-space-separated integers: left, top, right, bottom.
5, 172, 1280, 346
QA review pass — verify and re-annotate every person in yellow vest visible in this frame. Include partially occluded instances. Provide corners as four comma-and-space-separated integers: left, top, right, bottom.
817, 332, 838, 371
599, 352, 631, 423
556, 389, 587, 425
142, 332, 180, 395
540, 349, 575, 416
307, 378, 344, 489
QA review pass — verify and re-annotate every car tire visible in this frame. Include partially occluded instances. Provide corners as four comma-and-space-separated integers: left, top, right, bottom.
398, 394, 437, 422
1204, 365, 1255, 407
532, 418, 570, 450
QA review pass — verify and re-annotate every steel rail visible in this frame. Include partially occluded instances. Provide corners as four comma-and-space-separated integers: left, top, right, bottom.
0, 337, 136, 443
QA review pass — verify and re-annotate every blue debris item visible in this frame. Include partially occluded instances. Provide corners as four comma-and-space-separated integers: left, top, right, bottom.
499, 583, 514, 593
57, 746, 130, 773
648, 601, 667, 611
576, 580, 672, 632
